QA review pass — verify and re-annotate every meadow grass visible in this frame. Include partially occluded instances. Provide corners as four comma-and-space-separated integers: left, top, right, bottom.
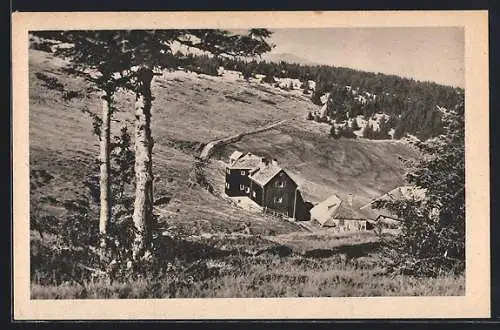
29, 49, 462, 300
31, 254, 465, 299
31, 234, 465, 299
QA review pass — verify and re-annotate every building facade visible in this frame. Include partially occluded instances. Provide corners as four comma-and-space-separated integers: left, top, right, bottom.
225, 151, 299, 219
250, 168, 298, 218
310, 194, 373, 232
224, 152, 261, 197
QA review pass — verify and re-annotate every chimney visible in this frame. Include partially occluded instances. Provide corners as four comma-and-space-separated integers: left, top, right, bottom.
261, 157, 269, 166
271, 158, 278, 166
347, 194, 353, 207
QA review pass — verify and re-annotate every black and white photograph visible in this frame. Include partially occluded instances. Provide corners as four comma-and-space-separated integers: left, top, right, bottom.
12, 11, 489, 319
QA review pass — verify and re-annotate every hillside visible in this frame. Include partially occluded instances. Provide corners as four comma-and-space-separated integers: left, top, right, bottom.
30, 47, 415, 215
28, 48, 465, 299
218, 121, 415, 206
29, 49, 308, 236
209, 53, 464, 140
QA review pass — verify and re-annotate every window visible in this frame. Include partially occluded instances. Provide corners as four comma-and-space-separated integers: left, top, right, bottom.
225, 182, 229, 188
245, 187, 250, 193
240, 184, 245, 191
226, 168, 230, 174
276, 181, 285, 188
252, 190, 256, 198
241, 170, 246, 176
274, 196, 283, 204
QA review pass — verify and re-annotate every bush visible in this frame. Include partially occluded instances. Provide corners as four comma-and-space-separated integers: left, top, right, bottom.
373, 102, 465, 277
350, 118, 360, 131
62, 90, 84, 101
363, 123, 374, 139
330, 125, 340, 139
31, 41, 55, 53
340, 126, 357, 139
35, 72, 65, 92
262, 75, 276, 84
331, 125, 357, 139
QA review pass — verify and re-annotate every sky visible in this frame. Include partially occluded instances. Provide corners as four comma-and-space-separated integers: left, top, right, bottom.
265, 27, 464, 88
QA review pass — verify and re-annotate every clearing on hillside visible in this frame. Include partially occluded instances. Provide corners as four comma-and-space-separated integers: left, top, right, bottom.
28, 46, 463, 300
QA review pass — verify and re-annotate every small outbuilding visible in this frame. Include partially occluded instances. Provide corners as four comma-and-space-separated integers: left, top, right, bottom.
310, 194, 372, 231
229, 150, 244, 165
359, 186, 427, 229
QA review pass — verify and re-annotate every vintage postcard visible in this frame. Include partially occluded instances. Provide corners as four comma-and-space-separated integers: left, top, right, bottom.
12, 10, 489, 319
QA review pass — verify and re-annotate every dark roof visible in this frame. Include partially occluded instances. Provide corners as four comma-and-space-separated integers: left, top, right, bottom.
249, 163, 283, 186
229, 153, 262, 169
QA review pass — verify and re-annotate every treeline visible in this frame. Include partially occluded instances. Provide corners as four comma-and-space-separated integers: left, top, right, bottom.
179, 52, 464, 140
32, 33, 464, 140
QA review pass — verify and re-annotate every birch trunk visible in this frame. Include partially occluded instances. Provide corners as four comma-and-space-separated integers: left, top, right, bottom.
99, 92, 112, 248
132, 67, 155, 260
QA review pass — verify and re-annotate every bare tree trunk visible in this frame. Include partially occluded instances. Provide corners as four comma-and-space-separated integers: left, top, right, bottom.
99, 92, 112, 248
132, 67, 155, 260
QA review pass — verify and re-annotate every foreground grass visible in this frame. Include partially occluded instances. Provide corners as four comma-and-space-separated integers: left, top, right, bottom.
31, 238, 465, 299
31, 264, 464, 299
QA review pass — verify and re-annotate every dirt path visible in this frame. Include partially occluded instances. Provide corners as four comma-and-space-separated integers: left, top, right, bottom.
199, 119, 288, 160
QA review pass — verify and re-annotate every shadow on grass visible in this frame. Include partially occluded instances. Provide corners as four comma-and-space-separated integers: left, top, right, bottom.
159, 236, 296, 261
159, 235, 380, 263
160, 237, 233, 262
254, 244, 293, 257
303, 241, 382, 259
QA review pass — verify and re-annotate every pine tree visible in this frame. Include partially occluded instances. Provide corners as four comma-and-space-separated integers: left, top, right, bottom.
351, 118, 360, 131
262, 74, 276, 84
302, 81, 310, 95
376, 116, 391, 140
33, 31, 137, 251
36, 29, 274, 262
330, 125, 340, 139
363, 123, 374, 139
310, 91, 320, 105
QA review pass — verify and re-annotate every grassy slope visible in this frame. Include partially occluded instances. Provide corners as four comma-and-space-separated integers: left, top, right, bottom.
29, 49, 462, 298
220, 121, 416, 205
29, 49, 304, 235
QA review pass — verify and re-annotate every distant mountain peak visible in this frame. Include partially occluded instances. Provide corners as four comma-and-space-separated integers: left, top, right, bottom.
260, 52, 318, 66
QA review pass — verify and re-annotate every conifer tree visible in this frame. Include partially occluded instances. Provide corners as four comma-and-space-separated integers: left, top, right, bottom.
36, 29, 274, 261
32, 31, 137, 251
363, 122, 374, 139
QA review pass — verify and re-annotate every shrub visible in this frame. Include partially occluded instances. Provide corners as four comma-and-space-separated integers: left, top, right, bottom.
340, 126, 357, 139
62, 90, 84, 101
330, 125, 340, 139
35, 72, 65, 92
373, 102, 465, 277
31, 41, 55, 53
350, 118, 360, 131
262, 75, 276, 84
